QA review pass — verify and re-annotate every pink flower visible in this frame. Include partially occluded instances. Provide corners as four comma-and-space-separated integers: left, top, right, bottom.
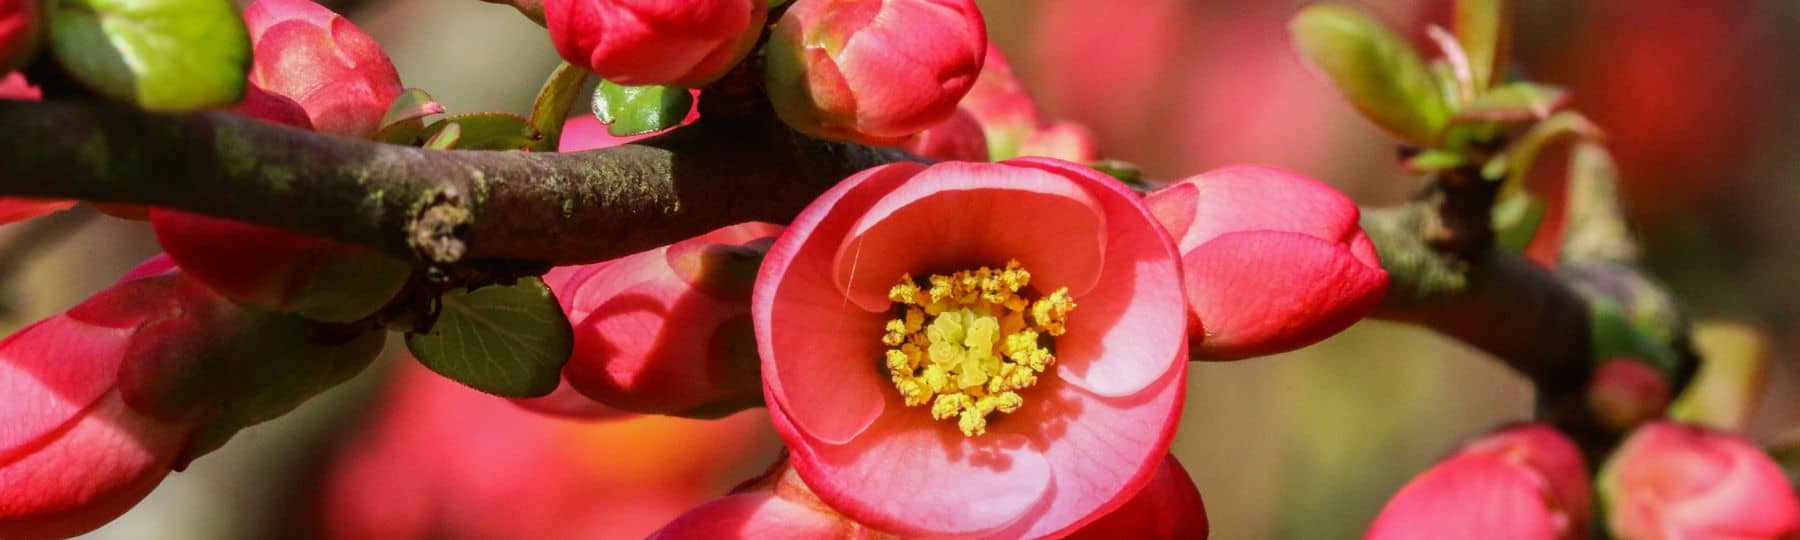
0, 70, 37, 99
1065, 454, 1209, 539
754, 158, 1188, 537
240, 0, 403, 138
544, 0, 767, 87
1588, 358, 1671, 432
149, 209, 411, 323
765, 0, 987, 145
0, 255, 385, 537
1145, 165, 1387, 360
319, 362, 782, 540
1017, 121, 1101, 163
529, 222, 781, 417
953, 45, 1102, 162
900, 107, 989, 162
0, 0, 39, 71
1367, 424, 1590, 540
1600, 421, 1800, 540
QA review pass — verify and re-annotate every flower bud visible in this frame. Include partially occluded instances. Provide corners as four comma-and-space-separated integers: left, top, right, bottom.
1367, 424, 1590, 540
0, 0, 40, 72
959, 44, 1042, 160
241, 0, 403, 138
1017, 120, 1101, 162
544, 0, 767, 87
1145, 165, 1388, 360
1600, 422, 1800, 540
1588, 357, 1671, 432
899, 107, 988, 161
765, 0, 986, 144
540, 222, 780, 417
149, 210, 411, 323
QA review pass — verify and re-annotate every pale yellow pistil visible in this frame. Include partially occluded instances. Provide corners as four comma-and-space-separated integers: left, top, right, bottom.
881, 260, 1075, 437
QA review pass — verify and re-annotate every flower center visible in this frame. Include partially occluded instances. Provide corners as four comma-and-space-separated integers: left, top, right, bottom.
880, 260, 1075, 437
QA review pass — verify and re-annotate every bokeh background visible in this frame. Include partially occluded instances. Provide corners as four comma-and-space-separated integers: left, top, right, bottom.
1, 0, 1791, 538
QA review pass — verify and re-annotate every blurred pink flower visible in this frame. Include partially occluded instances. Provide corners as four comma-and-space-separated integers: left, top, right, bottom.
319, 361, 782, 540
754, 158, 1187, 537
1588, 358, 1672, 432
1600, 421, 1800, 540
1367, 424, 1590, 540
765, 0, 986, 145
900, 107, 989, 162
1145, 165, 1387, 360
544, 0, 766, 87
0, 0, 38, 71
240, 0, 403, 138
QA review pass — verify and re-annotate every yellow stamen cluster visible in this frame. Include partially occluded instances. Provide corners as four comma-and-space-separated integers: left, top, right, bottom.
881, 260, 1075, 436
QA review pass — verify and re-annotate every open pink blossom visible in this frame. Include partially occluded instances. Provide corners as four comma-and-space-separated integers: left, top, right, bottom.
1600, 421, 1800, 540
532, 222, 781, 417
544, 0, 767, 87
1367, 424, 1590, 540
754, 158, 1188, 537
765, 0, 987, 145
241, 0, 403, 138
1145, 165, 1387, 360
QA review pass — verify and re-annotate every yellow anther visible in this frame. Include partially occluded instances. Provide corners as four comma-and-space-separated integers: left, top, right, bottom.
879, 261, 1075, 437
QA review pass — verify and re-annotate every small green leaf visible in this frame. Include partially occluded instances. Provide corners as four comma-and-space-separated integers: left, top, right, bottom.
420, 113, 541, 151
1453, 0, 1510, 91
1499, 110, 1602, 198
1491, 191, 1544, 253
1454, 82, 1568, 123
1403, 149, 1465, 173
1561, 143, 1637, 263
406, 278, 572, 398
48, 0, 249, 111
1668, 323, 1769, 432
1088, 159, 1147, 189
528, 63, 591, 152
376, 88, 445, 145
593, 80, 693, 137
423, 122, 461, 149
1290, 4, 1450, 145
1590, 300, 1678, 376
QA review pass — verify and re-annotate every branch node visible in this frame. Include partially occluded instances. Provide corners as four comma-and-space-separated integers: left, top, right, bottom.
409, 189, 472, 267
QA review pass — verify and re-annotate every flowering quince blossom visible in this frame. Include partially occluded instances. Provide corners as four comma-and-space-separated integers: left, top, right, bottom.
527, 222, 781, 417
0, 0, 38, 72
1366, 424, 1590, 540
957, 45, 1101, 163
766, 0, 987, 145
754, 158, 1188, 537
0, 255, 384, 538
1144, 165, 1388, 360
544, 0, 768, 87
1599, 421, 1800, 540
148, 0, 410, 324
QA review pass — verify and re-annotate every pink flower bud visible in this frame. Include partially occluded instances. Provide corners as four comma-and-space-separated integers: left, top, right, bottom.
1018, 120, 1101, 162
1600, 422, 1800, 540
959, 45, 1042, 160
149, 209, 411, 323
766, 0, 987, 145
0, 70, 38, 99
1067, 454, 1209, 539
537, 222, 780, 417
1145, 165, 1387, 360
544, 0, 767, 87
240, 0, 402, 138
1588, 358, 1672, 432
0, 0, 40, 72
1367, 424, 1590, 540
899, 107, 988, 161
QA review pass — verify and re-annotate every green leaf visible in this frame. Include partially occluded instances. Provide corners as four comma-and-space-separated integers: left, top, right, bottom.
593, 80, 693, 137
423, 122, 461, 149
48, 0, 249, 111
376, 88, 445, 145
1290, 4, 1449, 145
1561, 143, 1637, 263
1668, 323, 1769, 432
1491, 191, 1544, 253
1453, 0, 1510, 91
1088, 159, 1147, 189
1402, 149, 1465, 173
1497, 110, 1602, 198
406, 278, 572, 398
420, 112, 541, 151
1453, 82, 1568, 123
1590, 300, 1678, 376
527, 63, 590, 152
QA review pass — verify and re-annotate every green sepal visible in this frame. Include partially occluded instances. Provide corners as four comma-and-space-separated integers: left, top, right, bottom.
376, 88, 446, 146
405, 278, 573, 398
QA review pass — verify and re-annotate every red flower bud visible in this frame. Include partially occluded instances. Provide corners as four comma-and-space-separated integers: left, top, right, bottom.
240, 0, 402, 138
1588, 358, 1672, 432
544, 0, 767, 87
1367, 424, 1590, 540
1145, 165, 1388, 360
0, 0, 40, 71
899, 107, 988, 161
149, 210, 411, 323
533, 222, 780, 417
766, 0, 986, 144
1600, 422, 1800, 540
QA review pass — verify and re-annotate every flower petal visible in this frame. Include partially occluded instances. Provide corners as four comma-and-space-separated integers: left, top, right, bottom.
0, 198, 73, 227
1367, 454, 1562, 540
757, 163, 928, 444
1066, 453, 1209, 539
1165, 165, 1362, 251
0, 317, 132, 458
1185, 230, 1388, 360
0, 392, 186, 539
649, 492, 855, 539
833, 161, 1107, 311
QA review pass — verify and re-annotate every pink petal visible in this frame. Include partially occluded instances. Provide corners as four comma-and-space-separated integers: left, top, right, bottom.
242, 0, 338, 41
0, 318, 133, 458
649, 493, 855, 539
1184, 231, 1389, 360
1161, 165, 1363, 253
0, 198, 73, 226
0, 393, 187, 539
832, 161, 1107, 311
511, 379, 625, 421
1366, 454, 1562, 540
756, 163, 928, 444
1007, 157, 1186, 396
1067, 454, 1209, 539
